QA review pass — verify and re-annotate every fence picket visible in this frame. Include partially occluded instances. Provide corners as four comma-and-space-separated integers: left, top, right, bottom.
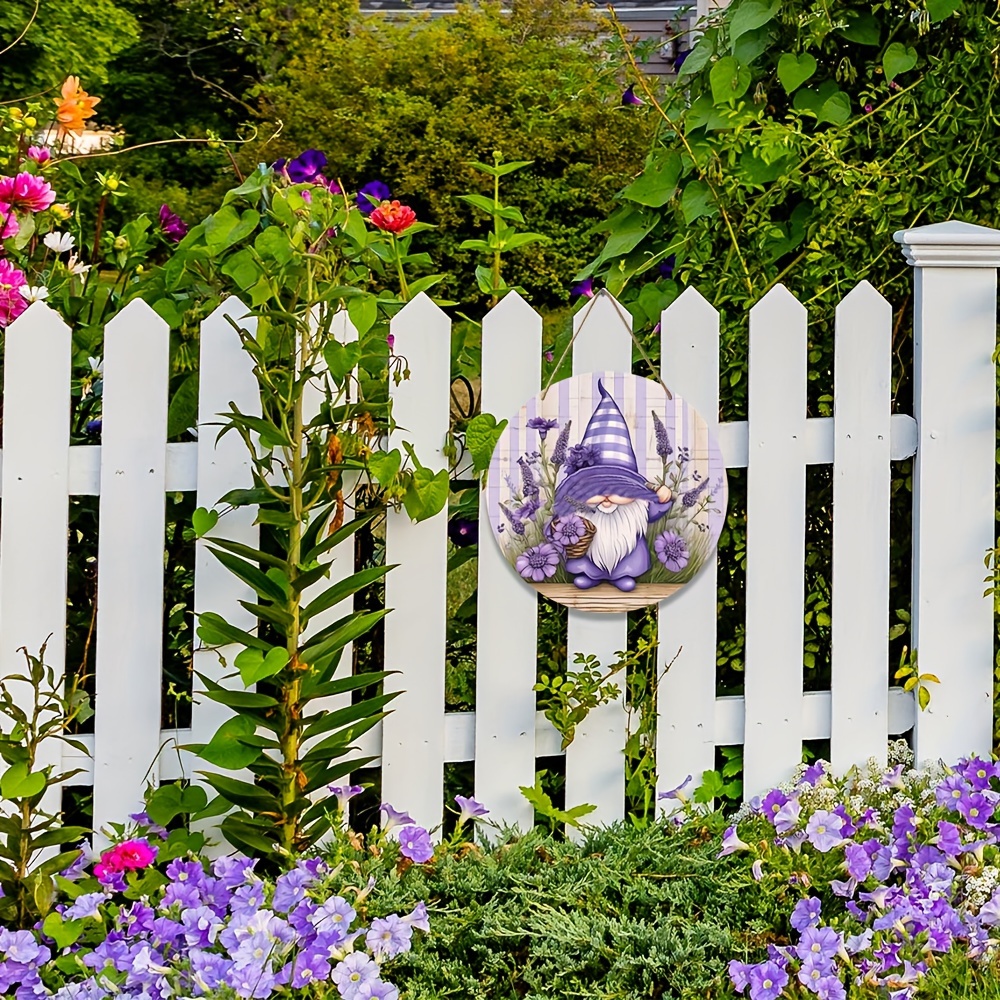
656, 287, 721, 805
564, 293, 632, 826
92, 300, 171, 832
190, 298, 260, 796
0, 304, 72, 798
831, 281, 893, 770
743, 285, 808, 798
382, 294, 451, 832
476, 291, 542, 831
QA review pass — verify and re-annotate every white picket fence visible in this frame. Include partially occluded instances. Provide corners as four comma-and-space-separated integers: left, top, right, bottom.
0, 219, 998, 837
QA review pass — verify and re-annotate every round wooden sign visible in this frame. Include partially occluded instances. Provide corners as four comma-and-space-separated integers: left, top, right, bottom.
485, 372, 727, 612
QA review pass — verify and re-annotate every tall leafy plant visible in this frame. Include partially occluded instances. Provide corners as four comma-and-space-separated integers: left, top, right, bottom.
150, 158, 449, 862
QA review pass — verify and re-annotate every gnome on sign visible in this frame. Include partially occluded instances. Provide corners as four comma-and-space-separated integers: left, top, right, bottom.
550, 380, 673, 592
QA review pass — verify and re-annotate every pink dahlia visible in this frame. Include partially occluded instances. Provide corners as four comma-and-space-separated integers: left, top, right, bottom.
0, 260, 28, 328
0, 173, 56, 214
26, 147, 51, 165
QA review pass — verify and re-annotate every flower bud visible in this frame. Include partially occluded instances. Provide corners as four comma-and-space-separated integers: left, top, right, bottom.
113, 236, 128, 251
51, 203, 72, 220
23, 116, 37, 127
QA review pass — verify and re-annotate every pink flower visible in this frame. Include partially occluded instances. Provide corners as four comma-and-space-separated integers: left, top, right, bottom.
26, 147, 51, 165
0, 173, 56, 213
93, 837, 157, 882
0, 204, 19, 240
0, 260, 28, 328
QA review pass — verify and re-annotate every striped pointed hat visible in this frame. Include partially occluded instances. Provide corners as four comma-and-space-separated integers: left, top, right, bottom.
553, 379, 658, 516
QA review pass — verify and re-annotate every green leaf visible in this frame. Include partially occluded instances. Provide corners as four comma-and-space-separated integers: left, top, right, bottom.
680, 180, 716, 223
192, 507, 219, 538
728, 0, 778, 46
0, 763, 46, 800
465, 413, 508, 474
677, 36, 714, 77
837, 11, 881, 45
710, 56, 751, 103
220, 815, 280, 855
198, 772, 281, 813
818, 90, 851, 125
234, 646, 290, 686
43, 913, 85, 948
300, 610, 389, 669
301, 565, 393, 624
883, 42, 918, 82
221, 248, 262, 291
621, 149, 683, 208
254, 226, 294, 264
368, 449, 401, 487
776, 52, 817, 94
346, 294, 378, 336
196, 611, 269, 651
456, 193, 499, 217
208, 548, 287, 602
324, 341, 363, 383
926, 0, 961, 20
199, 716, 261, 769
145, 783, 209, 827
403, 466, 450, 522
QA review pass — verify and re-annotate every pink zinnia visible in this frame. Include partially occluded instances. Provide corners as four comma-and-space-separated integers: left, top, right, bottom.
0, 173, 56, 213
0, 260, 28, 328
0, 204, 19, 240
26, 147, 51, 165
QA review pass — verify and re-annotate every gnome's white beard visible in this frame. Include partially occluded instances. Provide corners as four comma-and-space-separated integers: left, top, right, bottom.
588, 500, 649, 572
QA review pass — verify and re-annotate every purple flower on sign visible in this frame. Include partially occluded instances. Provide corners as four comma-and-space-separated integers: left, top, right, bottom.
654, 531, 689, 572
681, 478, 710, 508
515, 543, 560, 582
527, 416, 559, 440
563, 443, 597, 475
380, 802, 416, 834
329, 785, 364, 811
500, 504, 526, 536
748, 960, 788, 1000
518, 456, 539, 499
790, 896, 821, 932
550, 514, 587, 550
396, 825, 434, 863
806, 810, 844, 852
357, 180, 391, 215
620, 84, 644, 106
550, 420, 572, 468
651, 411, 672, 459
454, 795, 489, 826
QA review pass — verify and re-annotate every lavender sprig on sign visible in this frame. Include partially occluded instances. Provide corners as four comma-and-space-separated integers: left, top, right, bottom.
550, 420, 571, 469
652, 411, 673, 459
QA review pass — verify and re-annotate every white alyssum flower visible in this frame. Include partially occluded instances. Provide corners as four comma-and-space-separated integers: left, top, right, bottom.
88, 356, 103, 376
18, 285, 48, 303
43, 231, 75, 253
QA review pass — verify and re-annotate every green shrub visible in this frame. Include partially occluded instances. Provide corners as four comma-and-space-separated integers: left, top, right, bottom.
245, 0, 654, 307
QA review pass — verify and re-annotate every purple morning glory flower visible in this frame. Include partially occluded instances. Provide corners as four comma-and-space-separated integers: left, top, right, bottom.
282, 149, 327, 184
806, 810, 845, 852
570, 277, 594, 299
357, 180, 391, 215
159, 204, 189, 243
717, 825, 750, 858
748, 960, 788, 1000
673, 48, 690, 71
366, 914, 413, 959
659, 254, 676, 279
396, 824, 434, 863
515, 542, 560, 583
448, 517, 478, 548
380, 802, 416, 834
621, 84, 644, 106
654, 531, 689, 572
85, 418, 102, 436
329, 784, 364, 811
454, 795, 489, 826
790, 896, 821, 932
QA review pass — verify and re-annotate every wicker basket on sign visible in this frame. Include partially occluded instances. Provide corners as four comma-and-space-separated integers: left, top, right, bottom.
553, 516, 596, 559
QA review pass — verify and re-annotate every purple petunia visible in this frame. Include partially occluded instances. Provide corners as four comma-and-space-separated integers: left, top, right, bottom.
329, 785, 364, 811
748, 960, 788, 1000
654, 531, 689, 572
396, 825, 434, 864
333, 951, 379, 999
515, 543, 560, 583
718, 825, 750, 858
454, 795, 489, 826
806, 810, 845, 852
366, 915, 412, 959
380, 802, 416, 833
357, 180, 391, 215
790, 896, 821, 933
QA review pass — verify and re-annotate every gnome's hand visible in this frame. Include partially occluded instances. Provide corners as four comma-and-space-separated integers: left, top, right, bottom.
655, 485, 672, 504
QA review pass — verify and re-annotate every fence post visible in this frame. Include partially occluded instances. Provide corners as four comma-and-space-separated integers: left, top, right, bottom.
894, 221, 1000, 765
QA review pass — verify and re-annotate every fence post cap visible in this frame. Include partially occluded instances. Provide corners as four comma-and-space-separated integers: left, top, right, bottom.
893, 220, 1000, 267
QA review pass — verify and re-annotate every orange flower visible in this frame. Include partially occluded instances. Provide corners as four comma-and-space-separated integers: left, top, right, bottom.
54, 76, 100, 136
369, 200, 416, 235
